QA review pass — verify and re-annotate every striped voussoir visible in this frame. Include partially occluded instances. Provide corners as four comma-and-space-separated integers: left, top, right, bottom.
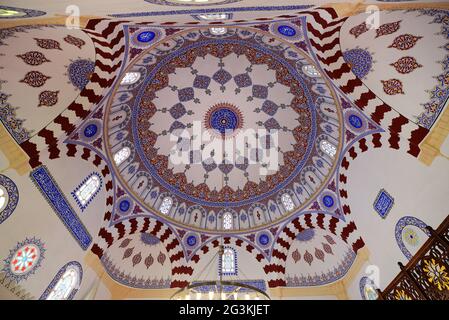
265, 212, 364, 287
20, 19, 128, 169
37, 142, 115, 241
92, 216, 189, 288
338, 131, 415, 217
303, 7, 428, 157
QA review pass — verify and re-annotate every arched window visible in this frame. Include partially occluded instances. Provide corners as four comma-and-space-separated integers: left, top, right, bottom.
302, 65, 321, 77
0, 9, 26, 18
120, 72, 141, 86
221, 247, 237, 275
0, 185, 8, 212
320, 140, 337, 158
40, 262, 82, 300
359, 277, 379, 300
210, 27, 227, 35
395, 216, 431, 260
113, 147, 131, 166
159, 197, 173, 215
197, 13, 229, 20
223, 212, 233, 230
72, 173, 102, 211
0, 174, 18, 224
281, 193, 295, 211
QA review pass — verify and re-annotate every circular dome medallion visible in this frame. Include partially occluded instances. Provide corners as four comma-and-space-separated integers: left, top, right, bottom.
137, 31, 156, 43
278, 25, 296, 37
106, 27, 342, 233
83, 124, 98, 138
348, 114, 363, 128
205, 103, 243, 137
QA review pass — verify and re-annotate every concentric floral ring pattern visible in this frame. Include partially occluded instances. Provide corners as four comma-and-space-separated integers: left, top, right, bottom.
106, 27, 342, 233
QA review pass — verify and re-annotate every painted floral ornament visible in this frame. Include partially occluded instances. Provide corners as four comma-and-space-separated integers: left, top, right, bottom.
2, 237, 45, 283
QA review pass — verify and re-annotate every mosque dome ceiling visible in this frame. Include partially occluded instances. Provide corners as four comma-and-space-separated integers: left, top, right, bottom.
1, 2, 449, 301
105, 26, 342, 233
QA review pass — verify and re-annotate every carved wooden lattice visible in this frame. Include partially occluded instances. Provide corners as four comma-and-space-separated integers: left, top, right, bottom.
380, 216, 449, 300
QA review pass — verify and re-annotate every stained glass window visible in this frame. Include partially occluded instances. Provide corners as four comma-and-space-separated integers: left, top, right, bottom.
281, 193, 295, 211
46, 266, 79, 300
320, 140, 337, 158
0, 186, 8, 212
210, 27, 227, 35
223, 212, 233, 230
198, 13, 228, 20
113, 147, 131, 165
74, 174, 101, 208
159, 197, 173, 215
40, 262, 82, 300
360, 277, 379, 300
120, 72, 141, 85
221, 248, 236, 275
0, 9, 26, 17
302, 65, 321, 77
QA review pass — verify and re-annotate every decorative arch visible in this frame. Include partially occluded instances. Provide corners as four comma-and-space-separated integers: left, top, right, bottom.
39, 261, 83, 300
20, 20, 126, 168
395, 216, 431, 260
304, 7, 428, 157
91, 216, 188, 288
0, 174, 19, 224
265, 212, 364, 287
338, 131, 418, 217
184, 236, 269, 281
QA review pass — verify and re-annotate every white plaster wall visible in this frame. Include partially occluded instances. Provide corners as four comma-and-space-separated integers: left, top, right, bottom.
345, 146, 449, 290
0, 153, 107, 299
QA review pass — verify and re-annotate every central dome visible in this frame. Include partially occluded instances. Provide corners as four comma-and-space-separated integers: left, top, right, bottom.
205, 102, 243, 136
106, 27, 342, 232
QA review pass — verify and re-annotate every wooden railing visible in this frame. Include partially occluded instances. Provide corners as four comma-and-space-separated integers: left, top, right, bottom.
377, 216, 449, 300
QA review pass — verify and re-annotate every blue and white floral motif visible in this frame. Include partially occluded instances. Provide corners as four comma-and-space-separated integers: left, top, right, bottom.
83, 124, 97, 138
137, 31, 156, 43
269, 22, 303, 43
71, 172, 102, 212
2, 237, 45, 283
131, 28, 163, 49
344, 110, 367, 133
80, 120, 102, 142
31, 166, 92, 250
39, 261, 82, 300
373, 189, 394, 218
0, 5, 46, 19
0, 174, 19, 224
67, 59, 95, 90
257, 231, 272, 248
343, 48, 374, 79
394, 216, 430, 260
184, 233, 199, 247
